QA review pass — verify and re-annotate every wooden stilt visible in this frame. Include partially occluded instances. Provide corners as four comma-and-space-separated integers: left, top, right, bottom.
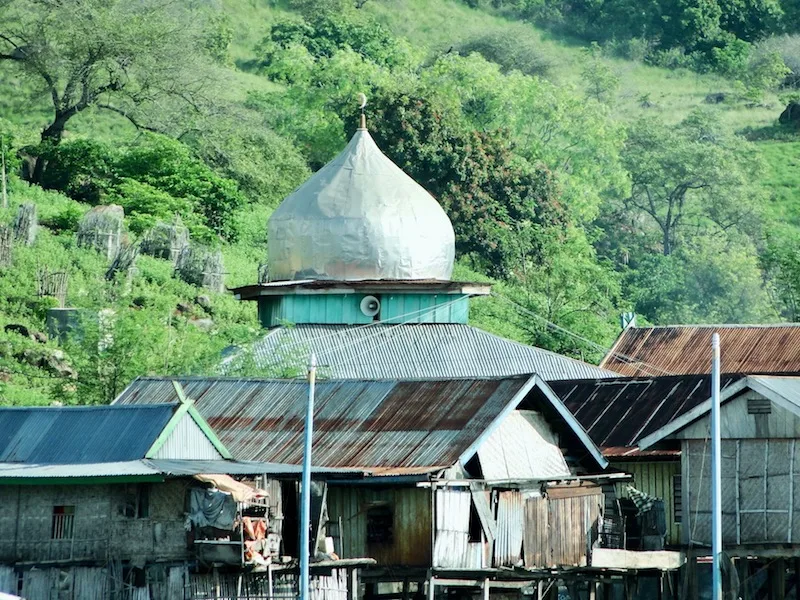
426, 574, 435, 600
348, 569, 357, 600
688, 550, 698, 600
482, 578, 490, 600
737, 557, 749, 600
402, 579, 410, 600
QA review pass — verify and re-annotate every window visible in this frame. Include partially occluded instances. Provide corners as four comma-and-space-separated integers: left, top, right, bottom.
672, 475, 682, 524
748, 397, 771, 415
51, 505, 75, 540
121, 484, 150, 518
366, 504, 393, 544
468, 502, 482, 543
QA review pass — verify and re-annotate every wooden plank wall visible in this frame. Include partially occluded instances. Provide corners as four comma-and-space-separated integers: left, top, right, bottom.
612, 460, 682, 546
326, 486, 432, 566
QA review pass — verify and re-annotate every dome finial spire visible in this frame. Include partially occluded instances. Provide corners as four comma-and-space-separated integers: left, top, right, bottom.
357, 93, 367, 130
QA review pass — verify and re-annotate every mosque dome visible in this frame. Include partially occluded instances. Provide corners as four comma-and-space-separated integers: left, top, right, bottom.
267, 124, 455, 282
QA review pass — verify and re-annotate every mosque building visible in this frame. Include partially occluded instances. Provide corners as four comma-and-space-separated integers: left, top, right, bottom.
230, 112, 615, 381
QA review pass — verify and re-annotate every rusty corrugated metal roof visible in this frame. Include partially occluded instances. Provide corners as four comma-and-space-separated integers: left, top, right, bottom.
553, 374, 745, 452
601, 325, 800, 377
115, 376, 534, 475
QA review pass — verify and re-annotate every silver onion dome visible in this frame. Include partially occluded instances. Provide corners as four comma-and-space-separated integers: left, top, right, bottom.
267, 125, 456, 281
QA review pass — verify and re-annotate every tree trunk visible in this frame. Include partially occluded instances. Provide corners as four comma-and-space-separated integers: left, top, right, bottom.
30, 117, 67, 184
663, 226, 672, 256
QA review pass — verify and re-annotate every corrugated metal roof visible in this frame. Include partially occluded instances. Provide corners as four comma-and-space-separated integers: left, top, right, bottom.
601, 325, 800, 377
554, 374, 745, 452
0, 459, 365, 479
0, 404, 175, 464
115, 376, 534, 474
244, 324, 616, 381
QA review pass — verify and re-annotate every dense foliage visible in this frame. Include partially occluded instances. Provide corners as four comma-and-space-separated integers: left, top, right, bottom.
0, 0, 798, 405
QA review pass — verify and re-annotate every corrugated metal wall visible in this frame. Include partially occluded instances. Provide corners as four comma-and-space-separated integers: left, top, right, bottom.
433, 489, 479, 568
152, 415, 223, 460
326, 486, 432, 566
612, 460, 681, 545
494, 491, 524, 567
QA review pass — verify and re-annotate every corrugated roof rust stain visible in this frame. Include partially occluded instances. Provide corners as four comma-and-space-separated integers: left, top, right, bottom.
553, 374, 744, 451
602, 325, 800, 377
115, 375, 531, 474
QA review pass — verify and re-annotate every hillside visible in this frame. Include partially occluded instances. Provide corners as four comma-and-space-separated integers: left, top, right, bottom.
0, 0, 799, 405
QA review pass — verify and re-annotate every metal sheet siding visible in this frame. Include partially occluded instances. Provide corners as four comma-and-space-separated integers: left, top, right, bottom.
478, 410, 571, 480
433, 489, 473, 568
116, 376, 531, 473
0, 405, 174, 463
494, 491, 524, 566
245, 324, 616, 381
602, 325, 800, 377
152, 414, 223, 460
326, 486, 432, 566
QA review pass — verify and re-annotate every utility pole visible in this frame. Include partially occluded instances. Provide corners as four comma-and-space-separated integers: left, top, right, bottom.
300, 352, 317, 600
711, 333, 722, 600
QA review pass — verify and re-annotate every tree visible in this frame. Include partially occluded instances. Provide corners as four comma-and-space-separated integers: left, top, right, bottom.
581, 43, 620, 105
0, 0, 222, 179
621, 110, 763, 256
345, 92, 566, 278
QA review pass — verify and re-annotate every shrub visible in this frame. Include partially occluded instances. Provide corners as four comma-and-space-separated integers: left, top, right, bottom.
457, 31, 553, 78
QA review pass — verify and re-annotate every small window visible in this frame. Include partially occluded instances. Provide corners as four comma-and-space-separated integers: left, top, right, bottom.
120, 484, 150, 518
672, 475, 682, 524
366, 505, 393, 544
51, 505, 75, 540
468, 502, 482, 543
748, 398, 771, 415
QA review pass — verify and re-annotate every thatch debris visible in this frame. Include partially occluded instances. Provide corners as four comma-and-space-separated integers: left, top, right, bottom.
106, 243, 140, 282
77, 204, 124, 260
0, 225, 12, 268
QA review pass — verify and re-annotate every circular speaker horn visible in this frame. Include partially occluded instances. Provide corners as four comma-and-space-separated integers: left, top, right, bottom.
360, 295, 381, 317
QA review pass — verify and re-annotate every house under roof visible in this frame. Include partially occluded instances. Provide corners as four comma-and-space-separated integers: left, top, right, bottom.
114, 375, 607, 477
237, 323, 617, 382
601, 324, 800, 377
554, 374, 745, 457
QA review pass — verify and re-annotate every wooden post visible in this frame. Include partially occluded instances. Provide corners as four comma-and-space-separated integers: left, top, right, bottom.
403, 579, 411, 600
687, 549, 698, 600
738, 557, 749, 600
349, 569, 357, 600
588, 580, 597, 600
482, 578, 490, 600
426, 573, 434, 600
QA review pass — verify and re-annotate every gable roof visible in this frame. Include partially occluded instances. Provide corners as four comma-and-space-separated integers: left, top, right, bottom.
601, 325, 800, 377
639, 375, 800, 449
554, 374, 745, 456
244, 323, 617, 382
0, 393, 230, 465
115, 375, 606, 475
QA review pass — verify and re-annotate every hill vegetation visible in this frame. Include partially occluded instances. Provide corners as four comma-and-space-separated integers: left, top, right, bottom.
0, 0, 799, 404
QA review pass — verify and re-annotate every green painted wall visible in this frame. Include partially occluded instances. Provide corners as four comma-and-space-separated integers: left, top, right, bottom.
258, 293, 469, 327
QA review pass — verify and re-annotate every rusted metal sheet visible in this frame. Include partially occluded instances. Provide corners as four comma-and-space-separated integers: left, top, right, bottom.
433, 489, 473, 568
554, 374, 743, 450
115, 376, 532, 474
524, 490, 603, 568
602, 325, 800, 377
326, 486, 432, 566
493, 491, 524, 567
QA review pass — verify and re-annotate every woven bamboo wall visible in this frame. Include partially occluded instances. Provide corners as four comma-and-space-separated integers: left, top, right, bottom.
684, 438, 800, 546
0, 480, 190, 564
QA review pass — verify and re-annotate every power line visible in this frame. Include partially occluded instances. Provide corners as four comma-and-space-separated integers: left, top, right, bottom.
491, 292, 676, 377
